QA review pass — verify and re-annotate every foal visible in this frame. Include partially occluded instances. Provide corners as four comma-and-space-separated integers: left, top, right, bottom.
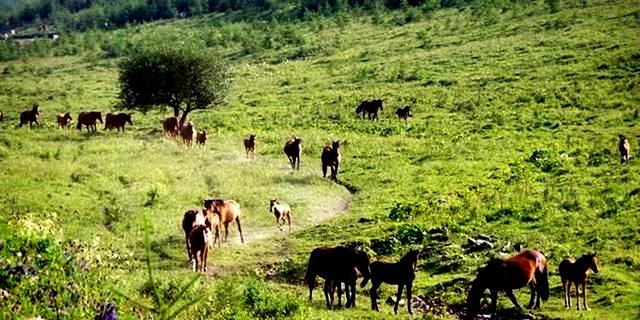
244, 134, 256, 158
618, 135, 630, 164
284, 136, 303, 170
355, 99, 384, 120
19, 104, 40, 128
269, 198, 292, 233
369, 249, 419, 314
321, 140, 342, 181
559, 253, 599, 310
395, 106, 412, 123
57, 113, 73, 129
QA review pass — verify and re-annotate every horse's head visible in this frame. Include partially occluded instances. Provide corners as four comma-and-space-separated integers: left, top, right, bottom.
585, 252, 599, 273
376, 99, 384, 110
405, 106, 412, 117
249, 134, 256, 141
64, 113, 72, 121
355, 249, 371, 288
32, 104, 40, 114
203, 199, 215, 213
331, 140, 340, 150
126, 113, 133, 125
96, 112, 103, 123
619, 134, 626, 141
355, 101, 365, 114
198, 131, 208, 142
402, 249, 420, 271
294, 136, 302, 144
209, 199, 225, 213
269, 198, 277, 212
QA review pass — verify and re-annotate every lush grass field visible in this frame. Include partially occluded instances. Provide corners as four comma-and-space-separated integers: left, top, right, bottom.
1, 0, 639, 319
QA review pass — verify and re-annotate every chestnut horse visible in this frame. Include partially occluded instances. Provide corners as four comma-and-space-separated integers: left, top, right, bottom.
466, 250, 549, 317
304, 246, 371, 309
19, 104, 40, 128
321, 140, 342, 181
163, 116, 180, 137
180, 121, 196, 146
57, 113, 73, 129
207, 199, 244, 244
369, 249, 420, 314
105, 112, 133, 132
269, 198, 292, 233
284, 136, 303, 170
355, 99, 384, 120
559, 253, 599, 310
618, 135, 630, 164
244, 134, 256, 159
77, 111, 103, 132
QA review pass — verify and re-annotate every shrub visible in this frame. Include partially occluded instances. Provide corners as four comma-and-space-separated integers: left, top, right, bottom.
244, 279, 301, 319
370, 236, 402, 255
396, 223, 427, 245
388, 201, 428, 221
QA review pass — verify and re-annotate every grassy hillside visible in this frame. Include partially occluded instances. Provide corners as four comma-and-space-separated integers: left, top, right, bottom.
1, 0, 639, 319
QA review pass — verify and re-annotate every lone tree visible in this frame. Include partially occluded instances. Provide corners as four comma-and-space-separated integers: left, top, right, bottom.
118, 45, 230, 126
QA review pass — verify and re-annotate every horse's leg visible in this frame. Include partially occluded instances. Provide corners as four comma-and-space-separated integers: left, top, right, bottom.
223, 222, 230, 243
506, 290, 522, 310
489, 289, 498, 314
407, 281, 413, 314
582, 282, 589, 310
185, 233, 191, 261
562, 280, 568, 308
369, 281, 380, 311
323, 280, 332, 309
393, 284, 404, 314
322, 162, 328, 178
236, 217, 244, 243
202, 246, 208, 273
336, 281, 342, 307
192, 252, 197, 272
526, 282, 536, 309
296, 156, 300, 170
287, 214, 291, 233
566, 282, 572, 308
576, 282, 581, 310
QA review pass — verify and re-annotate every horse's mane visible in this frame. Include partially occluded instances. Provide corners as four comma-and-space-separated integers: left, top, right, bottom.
399, 250, 419, 264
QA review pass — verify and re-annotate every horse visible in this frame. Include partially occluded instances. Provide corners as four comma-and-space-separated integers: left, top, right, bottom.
269, 198, 292, 233
369, 249, 420, 314
395, 106, 412, 123
163, 116, 180, 137
180, 121, 196, 146
105, 112, 133, 132
466, 250, 549, 317
284, 136, 303, 170
618, 134, 630, 164
355, 99, 384, 121
19, 104, 40, 128
188, 224, 210, 272
206, 199, 244, 244
321, 140, 342, 181
56, 113, 72, 129
304, 246, 371, 309
76, 111, 103, 132
559, 253, 599, 310
182, 205, 220, 260
196, 130, 208, 146
244, 134, 256, 159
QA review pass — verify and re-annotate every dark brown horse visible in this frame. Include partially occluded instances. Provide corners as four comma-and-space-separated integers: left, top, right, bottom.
188, 224, 210, 272
284, 136, 303, 170
329, 268, 357, 308
355, 99, 384, 120
559, 253, 599, 310
105, 112, 133, 132
466, 250, 549, 317
57, 113, 73, 129
369, 249, 420, 314
244, 134, 256, 159
77, 111, 103, 132
163, 116, 180, 137
304, 246, 371, 309
321, 140, 342, 181
618, 134, 630, 164
182, 205, 220, 261
19, 104, 40, 128
395, 106, 412, 123
196, 130, 208, 146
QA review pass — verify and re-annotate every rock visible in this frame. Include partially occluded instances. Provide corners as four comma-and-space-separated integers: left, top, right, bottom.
465, 237, 494, 253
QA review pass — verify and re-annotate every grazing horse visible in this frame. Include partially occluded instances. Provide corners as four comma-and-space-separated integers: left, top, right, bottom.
369, 249, 420, 314
395, 106, 412, 123
180, 121, 196, 146
19, 104, 40, 128
618, 135, 630, 164
269, 198, 292, 233
76, 111, 103, 132
105, 112, 133, 132
244, 134, 256, 159
304, 246, 371, 309
196, 130, 208, 146
284, 136, 303, 170
466, 250, 549, 317
321, 140, 342, 181
56, 113, 72, 129
206, 199, 245, 244
559, 253, 599, 310
355, 99, 384, 121
163, 116, 180, 137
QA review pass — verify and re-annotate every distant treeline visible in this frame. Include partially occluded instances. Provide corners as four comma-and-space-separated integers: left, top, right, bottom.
1, 0, 525, 32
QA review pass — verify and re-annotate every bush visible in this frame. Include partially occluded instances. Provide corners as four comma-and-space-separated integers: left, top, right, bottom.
244, 279, 301, 319
388, 201, 428, 221
395, 223, 427, 245
370, 236, 402, 255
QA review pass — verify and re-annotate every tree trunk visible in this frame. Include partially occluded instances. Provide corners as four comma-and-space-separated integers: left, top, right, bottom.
173, 105, 180, 117
179, 111, 190, 129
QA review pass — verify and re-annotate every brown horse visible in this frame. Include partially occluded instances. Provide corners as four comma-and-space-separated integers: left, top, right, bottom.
395, 106, 412, 123
76, 111, 103, 132
269, 198, 292, 233
355, 99, 384, 120
244, 134, 256, 159
105, 112, 133, 132
369, 249, 420, 314
206, 199, 244, 244
196, 130, 208, 146
180, 121, 196, 146
19, 104, 40, 128
163, 116, 180, 137
618, 134, 630, 164
329, 269, 358, 308
321, 140, 342, 181
57, 113, 73, 129
284, 136, 303, 170
466, 250, 549, 317
188, 224, 210, 272
304, 246, 371, 309
182, 205, 221, 260
559, 253, 599, 310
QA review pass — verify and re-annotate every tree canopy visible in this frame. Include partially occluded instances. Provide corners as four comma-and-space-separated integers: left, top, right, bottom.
118, 45, 231, 125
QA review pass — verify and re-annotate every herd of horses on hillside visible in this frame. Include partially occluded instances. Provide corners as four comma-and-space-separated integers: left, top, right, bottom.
0, 99, 627, 318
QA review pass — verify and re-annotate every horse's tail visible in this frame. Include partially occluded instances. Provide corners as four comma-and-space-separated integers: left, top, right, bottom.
76, 120, 82, 130
537, 263, 550, 301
